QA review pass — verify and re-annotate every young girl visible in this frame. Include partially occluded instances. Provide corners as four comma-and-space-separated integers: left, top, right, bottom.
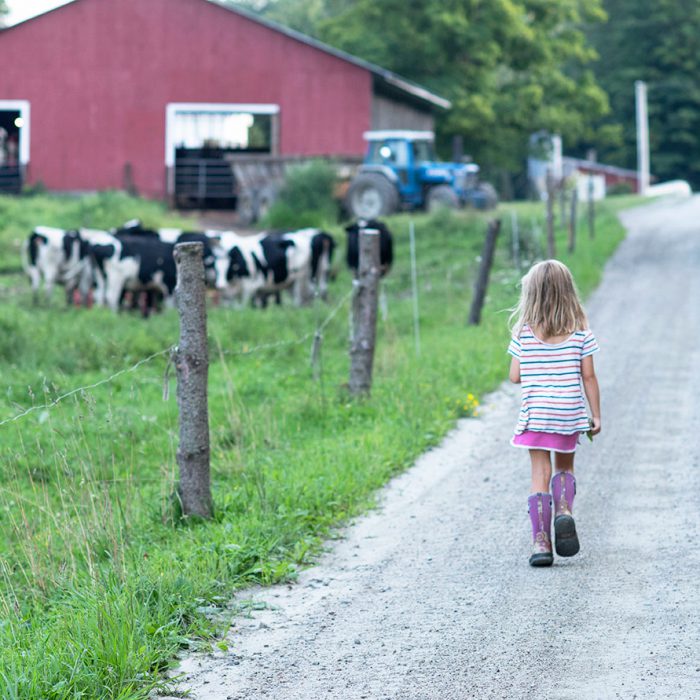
508, 260, 601, 567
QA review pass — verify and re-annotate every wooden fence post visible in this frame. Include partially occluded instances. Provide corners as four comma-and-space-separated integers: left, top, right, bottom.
546, 172, 556, 258
468, 219, 501, 326
174, 242, 212, 519
588, 175, 595, 239
349, 228, 380, 396
568, 188, 578, 254
409, 219, 421, 357
559, 180, 567, 228
510, 209, 521, 273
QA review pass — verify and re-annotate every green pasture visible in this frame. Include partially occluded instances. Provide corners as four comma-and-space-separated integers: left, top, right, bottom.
0, 191, 632, 698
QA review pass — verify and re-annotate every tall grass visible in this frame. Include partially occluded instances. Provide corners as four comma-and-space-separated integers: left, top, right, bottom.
0, 192, 633, 697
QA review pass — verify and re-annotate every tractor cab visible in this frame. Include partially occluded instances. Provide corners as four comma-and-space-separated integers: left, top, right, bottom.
346, 130, 495, 219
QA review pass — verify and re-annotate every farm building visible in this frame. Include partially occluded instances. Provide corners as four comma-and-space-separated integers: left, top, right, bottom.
0, 0, 450, 209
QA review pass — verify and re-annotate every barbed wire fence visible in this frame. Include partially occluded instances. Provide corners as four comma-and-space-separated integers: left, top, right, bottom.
0, 209, 564, 434
0, 288, 354, 432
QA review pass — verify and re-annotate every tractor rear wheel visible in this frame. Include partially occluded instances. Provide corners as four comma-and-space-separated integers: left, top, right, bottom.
474, 182, 499, 210
346, 173, 399, 219
427, 185, 460, 212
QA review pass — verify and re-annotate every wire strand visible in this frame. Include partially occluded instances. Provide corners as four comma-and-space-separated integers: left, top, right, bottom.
0, 289, 355, 428
0, 347, 174, 428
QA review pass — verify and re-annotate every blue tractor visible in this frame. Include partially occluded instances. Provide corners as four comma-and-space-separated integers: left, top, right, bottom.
345, 130, 497, 219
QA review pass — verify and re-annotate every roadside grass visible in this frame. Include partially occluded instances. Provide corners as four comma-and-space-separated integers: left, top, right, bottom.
0, 192, 633, 698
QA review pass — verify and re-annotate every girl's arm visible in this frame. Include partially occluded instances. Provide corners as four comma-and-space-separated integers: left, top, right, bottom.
581, 355, 601, 434
509, 356, 521, 383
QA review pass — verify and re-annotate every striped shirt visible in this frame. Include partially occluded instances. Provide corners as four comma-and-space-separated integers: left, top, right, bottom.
508, 325, 599, 435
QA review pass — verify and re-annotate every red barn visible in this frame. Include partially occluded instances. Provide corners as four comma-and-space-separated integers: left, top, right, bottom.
0, 0, 449, 205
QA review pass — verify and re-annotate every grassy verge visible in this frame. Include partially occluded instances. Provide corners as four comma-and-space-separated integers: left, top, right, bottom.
0, 192, 634, 698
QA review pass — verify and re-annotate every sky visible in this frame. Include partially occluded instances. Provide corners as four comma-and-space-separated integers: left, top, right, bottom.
5, 0, 72, 25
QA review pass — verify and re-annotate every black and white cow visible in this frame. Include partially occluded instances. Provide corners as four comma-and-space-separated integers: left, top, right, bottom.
345, 219, 393, 277
112, 222, 218, 287
22, 227, 92, 304
75, 228, 190, 316
213, 231, 299, 307
271, 228, 336, 303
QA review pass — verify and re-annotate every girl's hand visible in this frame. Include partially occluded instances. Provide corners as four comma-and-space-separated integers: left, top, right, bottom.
590, 417, 601, 435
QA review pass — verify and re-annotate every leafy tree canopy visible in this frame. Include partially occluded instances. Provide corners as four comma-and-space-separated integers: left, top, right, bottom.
588, 0, 700, 188
230, 0, 610, 180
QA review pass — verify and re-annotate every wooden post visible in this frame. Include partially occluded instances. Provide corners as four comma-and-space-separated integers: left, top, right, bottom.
349, 229, 380, 396
546, 171, 556, 259
510, 209, 521, 272
568, 188, 578, 254
588, 175, 595, 239
468, 219, 501, 326
409, 219, 421, 356
559, 180, 566, 228
174, 242, 213, 519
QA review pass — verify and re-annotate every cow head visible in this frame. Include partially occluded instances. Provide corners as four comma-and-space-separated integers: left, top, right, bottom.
214, 245, 249, 294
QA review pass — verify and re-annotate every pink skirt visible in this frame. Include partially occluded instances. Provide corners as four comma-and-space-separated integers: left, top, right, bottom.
511, 430, 580, 454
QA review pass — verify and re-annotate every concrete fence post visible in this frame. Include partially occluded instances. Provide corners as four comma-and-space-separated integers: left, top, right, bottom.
349, 228, 380, 396
173, 242, 213, 519
468, 219, 501, 326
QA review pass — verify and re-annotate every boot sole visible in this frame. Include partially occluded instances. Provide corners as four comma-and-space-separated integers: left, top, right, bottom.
554, 514, 580, 557
529, 552, 553, 567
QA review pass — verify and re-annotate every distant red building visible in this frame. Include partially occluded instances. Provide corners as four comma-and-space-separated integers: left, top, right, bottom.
0, 0, 448, 203
563, 157, 645, 192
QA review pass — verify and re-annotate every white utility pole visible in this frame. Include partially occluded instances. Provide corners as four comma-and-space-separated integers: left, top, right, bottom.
635, 80, 650, 194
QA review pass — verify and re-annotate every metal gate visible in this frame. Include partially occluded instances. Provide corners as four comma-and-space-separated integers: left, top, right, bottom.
174, 156, 235, 207
0, 166, 22, 194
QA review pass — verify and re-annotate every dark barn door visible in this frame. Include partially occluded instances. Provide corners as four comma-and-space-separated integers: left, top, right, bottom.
170, 109, 276, 210
0, 110, 22, 194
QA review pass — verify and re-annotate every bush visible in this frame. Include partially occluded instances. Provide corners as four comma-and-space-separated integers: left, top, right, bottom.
607, 181, 634, 196
262, 160, 338, 229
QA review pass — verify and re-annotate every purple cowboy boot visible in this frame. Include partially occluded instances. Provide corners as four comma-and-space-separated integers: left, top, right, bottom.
551, 472, 579, 557
527, 493, 553, 567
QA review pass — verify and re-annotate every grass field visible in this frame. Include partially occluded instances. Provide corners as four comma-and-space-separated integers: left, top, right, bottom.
0, 191, 634, 698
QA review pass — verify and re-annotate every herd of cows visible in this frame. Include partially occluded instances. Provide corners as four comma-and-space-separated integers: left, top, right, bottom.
22, 219, 394, 316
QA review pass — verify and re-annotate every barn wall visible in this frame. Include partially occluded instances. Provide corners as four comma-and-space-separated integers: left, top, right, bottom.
0, 0, 373, 198
371, 95, 435, 132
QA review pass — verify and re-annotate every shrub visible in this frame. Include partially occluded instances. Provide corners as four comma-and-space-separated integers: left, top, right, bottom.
262, 160, 338, 229
607, 181, 634, 196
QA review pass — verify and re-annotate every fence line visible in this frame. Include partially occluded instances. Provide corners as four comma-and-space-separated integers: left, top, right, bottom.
0, 289, 355, 430
219, 287, 353, 359
0, 347, 175, 428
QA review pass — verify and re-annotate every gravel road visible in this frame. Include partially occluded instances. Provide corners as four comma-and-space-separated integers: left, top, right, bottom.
172, 196, 700, 700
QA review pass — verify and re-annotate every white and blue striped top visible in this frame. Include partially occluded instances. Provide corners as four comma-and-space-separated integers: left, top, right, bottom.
508, 324, 599, 435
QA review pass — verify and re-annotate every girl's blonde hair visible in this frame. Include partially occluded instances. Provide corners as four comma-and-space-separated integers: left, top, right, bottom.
510, 260, 588, 338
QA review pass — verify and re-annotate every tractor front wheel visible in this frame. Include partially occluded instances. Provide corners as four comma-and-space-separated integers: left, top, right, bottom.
346, 173, 399, 219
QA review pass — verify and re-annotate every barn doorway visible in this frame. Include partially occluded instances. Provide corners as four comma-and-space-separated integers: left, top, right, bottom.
0, 101, 30, 194
165, 103, 279, 209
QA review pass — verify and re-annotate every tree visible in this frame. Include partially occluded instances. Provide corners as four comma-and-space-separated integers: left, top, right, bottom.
588, 0, 700, 188
324, 1, 610, 182
228, 0, 610, 186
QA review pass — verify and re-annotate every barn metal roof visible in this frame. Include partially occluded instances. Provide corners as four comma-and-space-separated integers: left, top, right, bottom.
2, 0, 452, 112
206, 1, 452, 111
